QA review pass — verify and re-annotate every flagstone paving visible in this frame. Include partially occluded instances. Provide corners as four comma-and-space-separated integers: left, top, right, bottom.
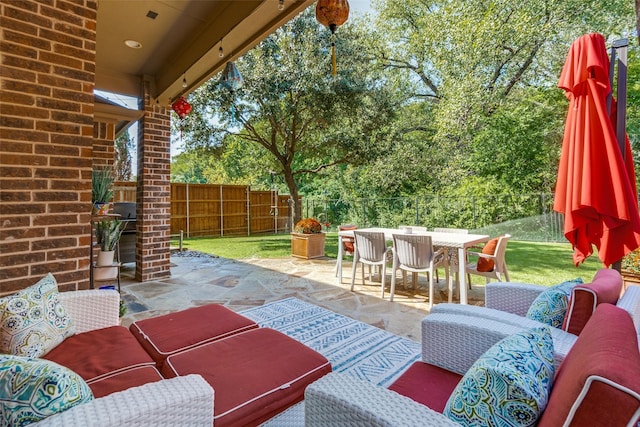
120, 251, 487, 342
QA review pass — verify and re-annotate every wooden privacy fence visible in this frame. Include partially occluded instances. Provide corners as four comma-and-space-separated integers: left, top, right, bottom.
113, 182, 292, 237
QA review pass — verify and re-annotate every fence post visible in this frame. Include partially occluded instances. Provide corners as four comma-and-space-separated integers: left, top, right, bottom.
415, 196, 419, 224
220, 185, 224, 237
186, 183, 190, 239
246, 186, 251, 236
180, 230, 183, 251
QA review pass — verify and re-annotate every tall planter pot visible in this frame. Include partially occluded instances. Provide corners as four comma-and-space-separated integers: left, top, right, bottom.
291, 233, 325, 259
94, 250, 118, 281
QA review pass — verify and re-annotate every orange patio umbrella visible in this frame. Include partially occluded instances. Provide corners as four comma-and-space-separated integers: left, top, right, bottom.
554, 33, 640, 267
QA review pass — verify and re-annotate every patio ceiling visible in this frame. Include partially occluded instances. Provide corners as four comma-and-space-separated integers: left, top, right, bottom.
95, 0, 314, 105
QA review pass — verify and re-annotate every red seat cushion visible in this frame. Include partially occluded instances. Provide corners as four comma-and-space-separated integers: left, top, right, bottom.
339, 225, 358, 254
562, 268, 622, 335
388, 361, 462, 413
539, 304, 640, 426
88, 365, 164, 398
43, 326, 155, 383
162, 328, 332, 427
130, 304, 258, 367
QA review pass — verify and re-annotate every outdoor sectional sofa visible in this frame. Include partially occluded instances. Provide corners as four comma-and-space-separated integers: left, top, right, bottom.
1, 278, 331, 426
306, 302, 640, 426
426, 268, 640, 368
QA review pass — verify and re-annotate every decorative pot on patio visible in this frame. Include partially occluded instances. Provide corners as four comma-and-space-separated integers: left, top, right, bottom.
291, 232, 326, 259
291, 218, 325, 259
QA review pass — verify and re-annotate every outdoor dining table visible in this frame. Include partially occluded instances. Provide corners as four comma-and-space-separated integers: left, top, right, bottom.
336, 227, 491, 305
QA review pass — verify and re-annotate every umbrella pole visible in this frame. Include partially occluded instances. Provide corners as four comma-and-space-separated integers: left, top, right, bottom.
607, 39, 629, 158
610, 39, 630, 274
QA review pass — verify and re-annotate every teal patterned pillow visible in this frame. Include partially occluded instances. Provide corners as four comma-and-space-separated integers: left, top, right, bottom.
0, 354, 93, 426
525, 278, 583, 328
444, 327, 555, 426
0, 273, 75, 357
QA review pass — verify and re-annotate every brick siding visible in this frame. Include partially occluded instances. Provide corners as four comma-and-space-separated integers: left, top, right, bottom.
0, 0, 97, 294
93, 121, 115, 169
136, 79, 171, 281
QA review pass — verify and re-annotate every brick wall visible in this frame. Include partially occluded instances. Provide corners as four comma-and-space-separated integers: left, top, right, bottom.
93, 121, 115, 169
135, 79, 171, 281
0, 0, 97, 294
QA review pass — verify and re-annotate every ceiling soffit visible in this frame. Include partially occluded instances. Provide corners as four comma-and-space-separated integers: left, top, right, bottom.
95, 0, 314, 106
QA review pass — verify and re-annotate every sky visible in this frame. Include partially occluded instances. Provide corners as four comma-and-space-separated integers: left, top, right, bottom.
349, 0, 373, 16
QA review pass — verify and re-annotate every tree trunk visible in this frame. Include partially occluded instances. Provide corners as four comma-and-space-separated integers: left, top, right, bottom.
282, 166, 302, 229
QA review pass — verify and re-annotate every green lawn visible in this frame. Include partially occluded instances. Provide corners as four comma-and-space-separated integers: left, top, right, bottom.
174, 233, 602, 286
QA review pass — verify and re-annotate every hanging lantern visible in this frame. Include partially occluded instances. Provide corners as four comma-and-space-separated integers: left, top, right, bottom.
220, 62, 244, 122
316, 0, 349, 76
220, 62, 244, 94
171, 96, 192, 119
171, 96, 192, 141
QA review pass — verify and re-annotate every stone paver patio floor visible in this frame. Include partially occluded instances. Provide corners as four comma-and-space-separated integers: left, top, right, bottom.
120, 251, 487, 342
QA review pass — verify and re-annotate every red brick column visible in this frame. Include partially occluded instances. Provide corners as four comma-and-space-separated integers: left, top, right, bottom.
0, 0, 97, 294
135, 80, 171, 281
93, 122, 115, 169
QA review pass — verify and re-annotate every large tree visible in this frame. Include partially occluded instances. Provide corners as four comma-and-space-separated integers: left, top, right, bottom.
113, 131, 134, 181
370, 0, 635, 193
179, 10, 398, 224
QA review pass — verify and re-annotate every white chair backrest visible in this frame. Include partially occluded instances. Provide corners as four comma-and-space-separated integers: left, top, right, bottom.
399, 225, 428, 233
353, 231, 387, 262
392, 234, 434, 269
433, 227, 469, 234
493, 234, 511, 272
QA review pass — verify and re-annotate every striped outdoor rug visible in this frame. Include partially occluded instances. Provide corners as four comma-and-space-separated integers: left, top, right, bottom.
240, 297, 421, 426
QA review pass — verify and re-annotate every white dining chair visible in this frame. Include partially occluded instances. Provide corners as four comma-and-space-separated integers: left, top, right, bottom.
390, 234, 449, 307
335, 224, 358, 280
465, 234, 511, 284
398, 225, 428, 234
350, 231, 393, 299
432, 228, 470, 292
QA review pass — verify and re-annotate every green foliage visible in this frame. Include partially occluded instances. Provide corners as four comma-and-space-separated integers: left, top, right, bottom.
171, 1, 637, 223
178, 9, 399, 221
95, 219, 124, 251
92, 168, 114, 203
119, 299, 127, 317
114, 132, 134, 181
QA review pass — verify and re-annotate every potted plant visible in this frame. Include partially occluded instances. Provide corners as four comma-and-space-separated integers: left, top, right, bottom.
622, 248, 640, 286
291, 218, 326, 259
94, 218, 124, 280
92, 167, 114, 215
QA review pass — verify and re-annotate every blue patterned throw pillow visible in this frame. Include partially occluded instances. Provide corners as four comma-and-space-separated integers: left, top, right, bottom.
525, 278, 583, 328
0, 273, 75, 357
0, 354, 93, 426
444, 327, 554, 427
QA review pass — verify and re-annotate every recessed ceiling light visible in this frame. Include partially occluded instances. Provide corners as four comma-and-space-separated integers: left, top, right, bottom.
124, 40, 142, 49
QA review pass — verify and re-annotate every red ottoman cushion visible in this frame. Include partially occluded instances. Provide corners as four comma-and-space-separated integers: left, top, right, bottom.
388, 361, 463, 413
162, 328, 332, 427
130, 304, 258, 366
88, 365, 164, 398
43, 326, 155, 383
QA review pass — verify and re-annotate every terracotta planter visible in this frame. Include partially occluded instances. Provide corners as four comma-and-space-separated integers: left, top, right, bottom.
622, 269, 640, 290
291, 232, 325, 259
